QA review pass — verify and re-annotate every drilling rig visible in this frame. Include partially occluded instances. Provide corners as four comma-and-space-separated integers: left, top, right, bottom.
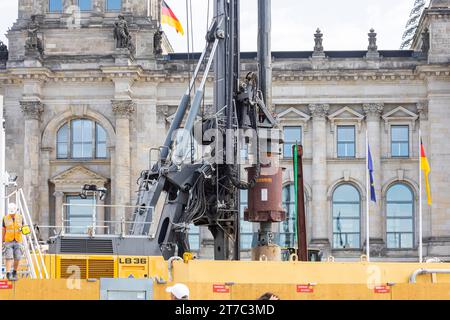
50, 0, 285, 262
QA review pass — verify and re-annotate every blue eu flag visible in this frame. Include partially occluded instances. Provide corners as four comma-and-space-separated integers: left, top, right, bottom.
368, 145, 376, 203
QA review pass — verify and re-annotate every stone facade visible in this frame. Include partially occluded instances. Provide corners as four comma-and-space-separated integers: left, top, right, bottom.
0, 0, 450, 261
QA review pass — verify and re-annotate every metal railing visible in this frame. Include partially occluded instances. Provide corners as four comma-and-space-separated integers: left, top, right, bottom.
38, 203, 155, 238
409, 269, 450, 284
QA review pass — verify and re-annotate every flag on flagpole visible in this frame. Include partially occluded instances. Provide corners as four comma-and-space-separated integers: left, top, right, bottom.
367, 144, 376, 203
420, 140, 432, 205
161, 1, 185, 36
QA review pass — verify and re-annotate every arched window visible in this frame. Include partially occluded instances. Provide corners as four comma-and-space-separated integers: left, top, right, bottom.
386, 183, 414, 249
57, 119, 108, 159
332, 184, 361, 249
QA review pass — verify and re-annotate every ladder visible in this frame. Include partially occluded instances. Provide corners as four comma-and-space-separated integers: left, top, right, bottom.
1, 188, 48, 279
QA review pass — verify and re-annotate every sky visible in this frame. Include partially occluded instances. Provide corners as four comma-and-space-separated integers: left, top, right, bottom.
0, 0, 425, 52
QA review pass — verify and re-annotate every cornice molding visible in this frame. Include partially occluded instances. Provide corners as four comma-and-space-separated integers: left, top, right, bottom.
0, 65, 449, 85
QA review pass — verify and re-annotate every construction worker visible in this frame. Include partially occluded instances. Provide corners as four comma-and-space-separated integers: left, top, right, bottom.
258, 292, 280, 300
166, 283, 190, 300
2, 203, 24, 281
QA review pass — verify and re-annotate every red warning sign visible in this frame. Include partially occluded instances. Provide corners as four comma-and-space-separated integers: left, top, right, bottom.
297, 285, 314, 293
0, 281, 12, 290
374, 286, 390, 294
213, 284, 230, 293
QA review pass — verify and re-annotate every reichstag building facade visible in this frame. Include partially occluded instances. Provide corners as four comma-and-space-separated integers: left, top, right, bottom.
1, 0, 450, 261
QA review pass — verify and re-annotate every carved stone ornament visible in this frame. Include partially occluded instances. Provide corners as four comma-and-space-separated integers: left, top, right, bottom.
25, 15, 44, 55
313, 28, 324, 53
421, 28, 430, 57
156, 105, 169, 123
112, 100, 136, 119
308, 104, 330, 118
153, 29, 163, 56
363, 103, 384, 120
417, 101, 428, 120
20, 100, 44, 120
368, 28, 378, 53
114, 15, 134, 54
0, 40, 8, 61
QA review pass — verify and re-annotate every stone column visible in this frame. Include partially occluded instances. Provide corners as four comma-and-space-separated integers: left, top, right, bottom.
308, 104, 330, 253
20, 100, 43, 223
40, 147, 52, 238
427, 77, 450, 256
112, 100, 135, 222
54, 191, 64, 234
363, 103, 384, 255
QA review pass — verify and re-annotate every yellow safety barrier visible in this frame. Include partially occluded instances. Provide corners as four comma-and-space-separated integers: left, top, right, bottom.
11, 254, 449, 300
0, 279, 99, 300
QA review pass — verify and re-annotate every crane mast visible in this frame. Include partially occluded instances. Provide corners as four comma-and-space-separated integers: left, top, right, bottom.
128, 0, 282, 261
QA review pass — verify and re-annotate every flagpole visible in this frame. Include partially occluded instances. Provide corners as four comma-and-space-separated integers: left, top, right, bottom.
366, 129, 370, 261
419, 129, 423, 263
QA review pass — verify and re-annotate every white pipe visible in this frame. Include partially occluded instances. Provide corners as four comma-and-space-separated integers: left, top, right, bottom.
168, 256, 183, 282
409, 269, 450, 283
366, 129, 370, 261
419, 129, 423, 263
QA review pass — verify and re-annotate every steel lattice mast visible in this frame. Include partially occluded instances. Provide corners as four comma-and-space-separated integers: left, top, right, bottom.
401, 0, 427, 49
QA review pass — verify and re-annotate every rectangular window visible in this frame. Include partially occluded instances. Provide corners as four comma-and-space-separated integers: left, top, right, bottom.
106, 0, 122, 11
387, 215, 414, 249
391, 125, 409, 157
66, 195, 95, 234
337, 126, 356, 158
72, 119, 93, 159
283, 127, 302, 158
49, 0, 63, 12
78, 0, 92, 11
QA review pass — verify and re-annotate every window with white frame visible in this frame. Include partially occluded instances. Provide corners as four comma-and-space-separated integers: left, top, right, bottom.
332, 184, 361, 249
386, 183, 414, 249
65, 195, 95, 234
337, 125, 356, 158
57, 119, 108, 160
283, 127, 302, 158
391, 125, 409, 157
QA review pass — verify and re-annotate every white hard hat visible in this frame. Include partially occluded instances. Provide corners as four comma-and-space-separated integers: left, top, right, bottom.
8, 203, 17, 214
166, 283, 190, 300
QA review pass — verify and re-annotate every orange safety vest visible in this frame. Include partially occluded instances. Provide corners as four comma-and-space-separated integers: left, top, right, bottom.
3, 214, 23, 243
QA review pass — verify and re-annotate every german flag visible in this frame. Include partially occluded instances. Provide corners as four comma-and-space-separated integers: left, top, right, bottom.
161, 1, 184, 36
420, 140, 432, 205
